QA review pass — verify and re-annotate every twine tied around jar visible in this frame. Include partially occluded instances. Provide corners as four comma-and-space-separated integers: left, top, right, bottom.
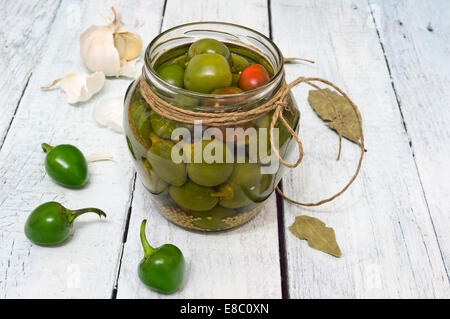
139, 75, 364, 207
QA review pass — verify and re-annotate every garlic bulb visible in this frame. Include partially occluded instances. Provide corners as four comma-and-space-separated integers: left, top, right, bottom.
92, 96, 124, 133
80, 6, 142, 77
41, 72, 105, 104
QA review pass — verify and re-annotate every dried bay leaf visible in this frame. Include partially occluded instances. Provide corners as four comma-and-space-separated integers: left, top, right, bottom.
289, 215, 342, 257
308, 88, 362, 144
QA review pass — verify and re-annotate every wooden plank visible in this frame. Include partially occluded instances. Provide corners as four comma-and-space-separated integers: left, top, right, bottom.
161, 0, 269, 33
0, 0, 61, 146
370, 0, 450, 277
271, 0, 449, 298
116, 184, 281, 298
0, 0, 165, 298
116, 0, 283, 298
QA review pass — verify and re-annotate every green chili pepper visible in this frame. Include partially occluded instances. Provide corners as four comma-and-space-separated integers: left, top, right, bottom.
138, 219, 185, 294
42, 143, 88, 188
24, 201, 106, 245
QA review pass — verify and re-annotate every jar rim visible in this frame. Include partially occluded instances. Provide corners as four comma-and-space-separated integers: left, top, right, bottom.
143, 21, 284, 104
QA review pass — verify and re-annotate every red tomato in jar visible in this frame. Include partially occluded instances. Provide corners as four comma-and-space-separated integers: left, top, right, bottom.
238, 64, 270, 91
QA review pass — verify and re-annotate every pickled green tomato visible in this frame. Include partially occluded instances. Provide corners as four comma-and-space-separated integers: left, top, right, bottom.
231, 73, 241, 87
190, 206, 236, 231
126, 136, 136, 160
156, 64, 184, 88
252, 113, 272, 163
230, 54, 250, 87
184, 53, 232, 93
130, 100, 153, 148
253, 104, 300, 162
147, 133, 187, 186
187, 38, 230, 62
173, 94, 199, 110
185, 139, 234, 187
141, 159, 168, 194
150, 112, 179, 140
170, 54, 188, 69
230, 54, 249, 73
215, 162, 273, 209
169, 181, 218, 211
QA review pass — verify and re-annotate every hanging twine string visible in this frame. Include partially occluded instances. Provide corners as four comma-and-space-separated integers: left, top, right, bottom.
140, 75, 364, 207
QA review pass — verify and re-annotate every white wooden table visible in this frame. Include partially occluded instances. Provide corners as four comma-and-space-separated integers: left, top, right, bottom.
0, 0, 449, 299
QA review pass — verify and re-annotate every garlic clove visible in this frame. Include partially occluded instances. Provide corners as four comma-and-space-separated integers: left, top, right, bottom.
85, 152, 114, 163
61, 72, 105, 104
92, 96, 124, 133
114, 31, 142, 61
119, 58, 138, 78
41, 72, 105, 104
80, 25, 121, 77
80, 6, 142, 77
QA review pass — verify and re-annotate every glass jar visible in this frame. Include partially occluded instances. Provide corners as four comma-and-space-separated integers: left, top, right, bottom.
123, 22, 299, 231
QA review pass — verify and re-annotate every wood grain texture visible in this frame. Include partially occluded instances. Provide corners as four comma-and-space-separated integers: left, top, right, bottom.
116, 184, 281, 298
1, 0, 449, 299
0, 0, 165, 298
271, 0, 449, 298
0, 0, 61, 146
370, 0, 450, 277
161, 0, 269, 34
115, 0, 283, 299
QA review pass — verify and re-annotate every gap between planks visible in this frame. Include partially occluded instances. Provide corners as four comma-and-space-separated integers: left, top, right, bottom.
111, 0, 168, 299
275, 182, 290, 299
112, 173, 137, 299
268, 0, 290, 299
0, 0, 63, 151
0, 72, 32, 152
112, 0, 287, 298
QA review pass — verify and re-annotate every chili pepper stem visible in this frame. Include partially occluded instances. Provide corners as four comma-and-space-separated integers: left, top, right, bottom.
140, 219, 155, 258
66, 207, 107, 223
41, 143, 54, 153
